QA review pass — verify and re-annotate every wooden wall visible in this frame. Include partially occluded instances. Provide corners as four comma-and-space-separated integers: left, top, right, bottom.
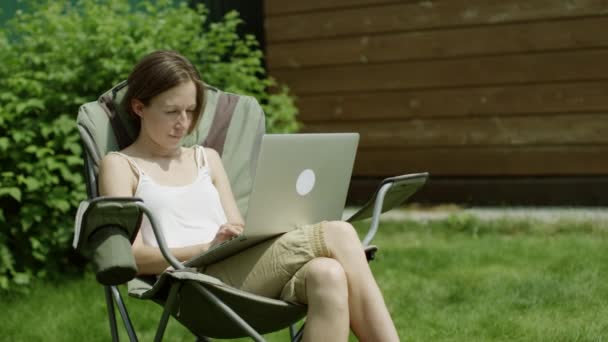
263, 0, 608, 183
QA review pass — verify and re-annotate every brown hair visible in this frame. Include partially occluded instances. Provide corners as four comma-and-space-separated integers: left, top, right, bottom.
122, 50, 205, 134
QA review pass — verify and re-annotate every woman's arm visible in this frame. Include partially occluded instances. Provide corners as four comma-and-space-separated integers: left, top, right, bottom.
206, 148, 245, 226
98, 154, 211, 274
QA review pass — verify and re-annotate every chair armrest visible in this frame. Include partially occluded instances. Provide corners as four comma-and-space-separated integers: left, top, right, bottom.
73, 197, 143, 285
346, 172, 429, 246
73, 197, 187, 284
73, 196, 144, 254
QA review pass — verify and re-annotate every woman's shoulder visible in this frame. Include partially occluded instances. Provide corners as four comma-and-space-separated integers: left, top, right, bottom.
198, 146, 222, 177
200, 146, 219, 158
98, 151, 139, 196
100, 152, 133, 174
200, 146, 220, 165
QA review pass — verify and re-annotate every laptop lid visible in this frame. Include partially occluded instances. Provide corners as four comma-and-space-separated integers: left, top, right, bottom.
244, 133, 359, 237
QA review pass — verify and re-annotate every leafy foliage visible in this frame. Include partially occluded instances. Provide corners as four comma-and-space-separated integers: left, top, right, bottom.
0, 0, 299, 291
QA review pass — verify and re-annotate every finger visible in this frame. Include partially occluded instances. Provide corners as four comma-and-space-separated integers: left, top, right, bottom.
223, 223, 244, 230
216, 227, 231, 238
226, 226, 241, 236
218, 225, 239, 237
222, 224, 243, 234
219, 225, 235, 234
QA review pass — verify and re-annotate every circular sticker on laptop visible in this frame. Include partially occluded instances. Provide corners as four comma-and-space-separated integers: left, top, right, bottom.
296, 169, 316, 196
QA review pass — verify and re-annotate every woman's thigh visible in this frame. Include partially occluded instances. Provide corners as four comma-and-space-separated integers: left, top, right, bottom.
203, 221, 330, 300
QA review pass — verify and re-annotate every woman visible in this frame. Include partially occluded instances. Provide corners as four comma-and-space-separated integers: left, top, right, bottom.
99, 50, 399, 341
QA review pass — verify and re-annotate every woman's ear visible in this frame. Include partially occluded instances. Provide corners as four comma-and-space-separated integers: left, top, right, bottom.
131, 99, 145, 117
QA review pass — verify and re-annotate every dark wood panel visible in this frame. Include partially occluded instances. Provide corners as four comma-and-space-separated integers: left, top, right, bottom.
264, 0, 403, 16
349, 176, 608, 205
271, 49, 608, 95
297, 82, 608, 121
352, 146, 608, 176
303, 114, 608, 147
267, 16, 608, 69
266, 0, 608, 42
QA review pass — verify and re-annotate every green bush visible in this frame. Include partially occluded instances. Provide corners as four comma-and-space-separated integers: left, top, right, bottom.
0, 0, 299, 292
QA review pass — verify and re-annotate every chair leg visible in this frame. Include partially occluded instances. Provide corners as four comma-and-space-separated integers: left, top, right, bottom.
105, 286, 120, 342
155, 282, 182, 342
293, 323, 305, 342
289, 324, 296, 340
111, 286, 139, 342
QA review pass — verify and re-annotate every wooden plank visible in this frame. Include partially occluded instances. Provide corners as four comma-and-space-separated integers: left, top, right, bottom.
297, 82, 608, 121
303, 114, 608, 147
352, 145, 608, 176
267, 16, 608, 69
265, 0, 608, 42
271, 49, 608, 95
349, 176, 608, 205
264, 0, 403, 16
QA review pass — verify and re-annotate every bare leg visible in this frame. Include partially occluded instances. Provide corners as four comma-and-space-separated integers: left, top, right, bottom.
302, 257, 350, 342
322, 221, 399, 342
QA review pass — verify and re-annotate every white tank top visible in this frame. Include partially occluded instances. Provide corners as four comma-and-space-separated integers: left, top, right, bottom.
109, 146, 227, 248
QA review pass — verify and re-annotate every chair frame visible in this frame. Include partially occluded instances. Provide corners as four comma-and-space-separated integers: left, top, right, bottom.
78, 91, 427, 341
93, 174, 416, 342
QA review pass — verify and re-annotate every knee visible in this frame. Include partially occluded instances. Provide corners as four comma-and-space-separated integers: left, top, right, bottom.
322, 220, 360, 243
306, 258, 348, 305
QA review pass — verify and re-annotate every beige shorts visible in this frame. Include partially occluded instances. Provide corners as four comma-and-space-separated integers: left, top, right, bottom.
202, 222, 330, 304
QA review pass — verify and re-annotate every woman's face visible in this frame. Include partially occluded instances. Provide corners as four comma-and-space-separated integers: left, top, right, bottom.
133, 80, 197, 149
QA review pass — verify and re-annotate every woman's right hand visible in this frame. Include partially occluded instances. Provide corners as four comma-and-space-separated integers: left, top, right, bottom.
210, 223, 244, 247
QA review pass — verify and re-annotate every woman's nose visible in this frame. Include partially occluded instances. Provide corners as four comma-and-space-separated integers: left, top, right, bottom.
176, 110, 190, 127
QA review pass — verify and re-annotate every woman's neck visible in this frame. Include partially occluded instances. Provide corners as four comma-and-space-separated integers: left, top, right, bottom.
132, 134, 182, 159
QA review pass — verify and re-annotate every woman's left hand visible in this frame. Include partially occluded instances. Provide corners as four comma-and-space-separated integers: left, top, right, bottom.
211, 222, 244, 247
222, 222, 244, 234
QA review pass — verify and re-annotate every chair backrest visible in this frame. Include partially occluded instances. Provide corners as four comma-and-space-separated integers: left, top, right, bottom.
76, 81, 265, 217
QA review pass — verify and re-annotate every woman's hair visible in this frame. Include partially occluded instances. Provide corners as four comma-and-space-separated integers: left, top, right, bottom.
122, 50, 205, 134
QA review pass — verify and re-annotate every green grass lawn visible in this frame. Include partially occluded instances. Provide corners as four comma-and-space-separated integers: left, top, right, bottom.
3, 216, 608, 341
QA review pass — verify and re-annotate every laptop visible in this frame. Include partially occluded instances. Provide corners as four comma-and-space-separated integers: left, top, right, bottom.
185, 133, 359, 267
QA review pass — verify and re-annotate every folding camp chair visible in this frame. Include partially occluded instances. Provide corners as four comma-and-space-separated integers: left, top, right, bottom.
74, 80, 428, 341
